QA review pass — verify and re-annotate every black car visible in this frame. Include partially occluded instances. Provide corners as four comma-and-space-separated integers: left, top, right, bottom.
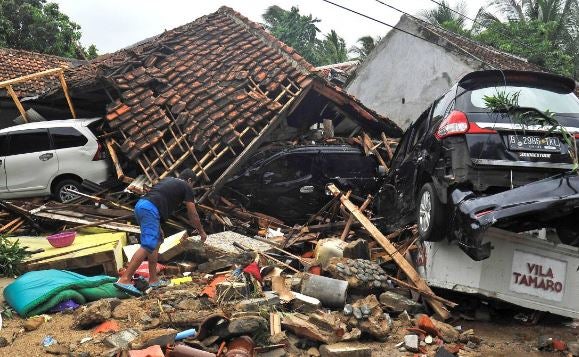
223, 144, 382, 223
381, 70, 579, 259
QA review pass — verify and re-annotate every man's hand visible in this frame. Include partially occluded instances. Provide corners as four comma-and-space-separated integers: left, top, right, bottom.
185, 201, 207, 243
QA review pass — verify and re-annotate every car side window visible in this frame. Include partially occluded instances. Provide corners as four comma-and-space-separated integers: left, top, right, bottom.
50, 127, 88, 149
263, 154, 313, 184
322, 153, 375, 178
8, 129, 51, 156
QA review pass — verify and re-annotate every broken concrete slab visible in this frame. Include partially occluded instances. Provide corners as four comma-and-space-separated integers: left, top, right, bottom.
197, 257, 234, 273
404, 334, 419, 352
73, 298, 122, 329
104, 328, 140, 349
291, 292, 322, 312
319, 343, 371, 357
235, 292, 280, 312
130, 328, 177, 350
228, 315, 268, 336
379, 291, 425, 314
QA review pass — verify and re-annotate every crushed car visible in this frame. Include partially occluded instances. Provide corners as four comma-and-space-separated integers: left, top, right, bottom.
380, 70, 579, 260
223, 143, 383, 223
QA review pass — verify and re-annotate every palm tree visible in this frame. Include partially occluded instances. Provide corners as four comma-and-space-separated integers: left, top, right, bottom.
349, 36, 380, 61
317, 30, 348, 65
419, 0, 468, 29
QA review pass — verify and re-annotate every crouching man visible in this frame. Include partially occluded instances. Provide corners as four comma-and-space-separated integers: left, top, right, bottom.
115, 169, 207, 296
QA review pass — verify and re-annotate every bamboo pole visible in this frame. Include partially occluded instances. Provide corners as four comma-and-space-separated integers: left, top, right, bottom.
6, 85, 28, 122
58, 72, 76, 119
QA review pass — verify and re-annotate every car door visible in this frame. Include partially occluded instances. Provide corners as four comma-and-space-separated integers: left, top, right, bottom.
393, 108, 434, 214
0, 134, 8, 193
4, 128, 58, 194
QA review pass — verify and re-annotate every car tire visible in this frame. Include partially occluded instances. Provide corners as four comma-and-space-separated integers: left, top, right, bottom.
556, 225, 579, 247
53, 179, 82, 203
417, 183, 445, 242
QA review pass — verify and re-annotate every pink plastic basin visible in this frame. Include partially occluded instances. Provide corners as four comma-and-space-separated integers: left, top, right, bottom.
46, 231, 76, 248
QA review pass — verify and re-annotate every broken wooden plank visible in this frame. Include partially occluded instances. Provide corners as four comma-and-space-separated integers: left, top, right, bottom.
381, 132, 394, 161
363, 133, 387, 167
340, 194, 372, 241
32, 211, 140, 234
327, 183, 451, 320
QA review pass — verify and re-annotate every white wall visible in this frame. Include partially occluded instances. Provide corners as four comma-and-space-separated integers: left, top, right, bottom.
347, 16, 481, 130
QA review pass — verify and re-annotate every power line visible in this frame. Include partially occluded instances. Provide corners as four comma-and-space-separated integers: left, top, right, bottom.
319, 0, 493, 68
320, 0, 447, 51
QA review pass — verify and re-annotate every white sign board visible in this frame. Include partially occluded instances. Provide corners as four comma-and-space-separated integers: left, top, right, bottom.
510, 250, 566, 302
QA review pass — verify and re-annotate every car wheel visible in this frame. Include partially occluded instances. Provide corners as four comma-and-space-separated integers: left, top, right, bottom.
556, 225, 579, 247
417, 183, 445, 242
54, 179, 82, 203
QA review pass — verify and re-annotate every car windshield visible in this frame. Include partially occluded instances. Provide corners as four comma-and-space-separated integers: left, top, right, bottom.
469, 86, 579, 114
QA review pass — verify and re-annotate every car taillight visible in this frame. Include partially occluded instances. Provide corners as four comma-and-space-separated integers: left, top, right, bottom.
435, 111, 497, 140
435, 111, 469, 139
92, 142, 107, 161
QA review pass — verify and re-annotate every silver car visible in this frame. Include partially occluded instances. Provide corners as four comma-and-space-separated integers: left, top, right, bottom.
0, 118, 111, 202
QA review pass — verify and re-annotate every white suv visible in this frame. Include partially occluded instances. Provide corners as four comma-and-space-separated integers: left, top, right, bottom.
0, 118, 111, 202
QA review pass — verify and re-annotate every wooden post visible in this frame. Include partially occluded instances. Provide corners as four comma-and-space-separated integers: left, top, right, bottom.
58, 72, 76, 119
340, 194, 372, 241
327, 183, 451, 320
5, 85, 28, 123
105, 139, 125, 181
381, 132, 394, 161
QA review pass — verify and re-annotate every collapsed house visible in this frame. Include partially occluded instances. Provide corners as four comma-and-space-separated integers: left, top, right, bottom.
34, 6, 400, 196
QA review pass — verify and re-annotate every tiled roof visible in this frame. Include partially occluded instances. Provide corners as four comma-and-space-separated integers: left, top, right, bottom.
407, 15, 542, 72
0, 48, 77, 97
60, 6, 399, 172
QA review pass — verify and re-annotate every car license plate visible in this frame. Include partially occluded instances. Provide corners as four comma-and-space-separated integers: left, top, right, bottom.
508, 135, 561, 152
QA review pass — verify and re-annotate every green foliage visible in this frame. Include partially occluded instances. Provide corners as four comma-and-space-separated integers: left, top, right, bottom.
263, 5, 322, 65
349, 35, 380, 61
0, 0, 97, 59
316, 30, 348, 65
483, 90, 578, 170
262, 5, 350, 66
476, 20, 574, 77
420, 0, 469, 33
0, 238, 30, 277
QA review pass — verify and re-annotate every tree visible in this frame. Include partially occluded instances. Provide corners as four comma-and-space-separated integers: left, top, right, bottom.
476, 20, 574, 76
419, 0, 470, 34
349, 35, 380, 61
485, 0, 579, 77
0, 0, 97, 59
317, 30, 348, 65
263, 5, 321, 65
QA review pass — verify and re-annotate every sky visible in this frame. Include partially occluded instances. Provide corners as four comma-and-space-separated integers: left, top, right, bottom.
53, 0, 487, 55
